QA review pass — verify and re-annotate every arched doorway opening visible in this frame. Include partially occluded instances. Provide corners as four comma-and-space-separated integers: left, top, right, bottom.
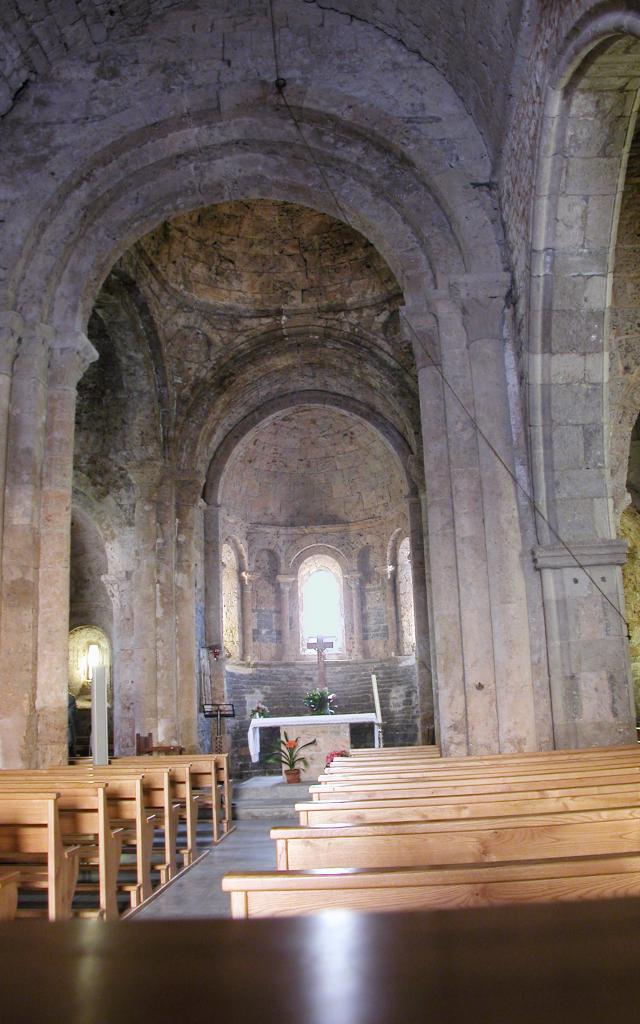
67, 625, 112, 757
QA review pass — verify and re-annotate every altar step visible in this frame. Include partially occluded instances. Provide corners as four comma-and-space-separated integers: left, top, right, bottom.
233, 776, 311, 820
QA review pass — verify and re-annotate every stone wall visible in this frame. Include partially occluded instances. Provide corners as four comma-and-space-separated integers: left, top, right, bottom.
225, 658, 419, 777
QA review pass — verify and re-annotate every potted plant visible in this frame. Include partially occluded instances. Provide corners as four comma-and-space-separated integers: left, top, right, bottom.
266, 731, 317, 783
303, 687, 337, 715
250, 701, 270, 718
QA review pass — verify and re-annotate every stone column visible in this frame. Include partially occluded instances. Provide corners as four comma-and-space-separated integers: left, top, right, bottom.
385, 564, 399, 656
345, 573, 364, 659
175, 479, 203, 752
0, 322, 53, 767
240, 571, 255, 663
203, 501, 226, 747
277, 575, 295, 661
155, 471, 178, 745
36, 333, 98, 766
130, 463, 161, 740
0, 313, 22, 592
408, 492, 434, 743
103, 571, 136, 755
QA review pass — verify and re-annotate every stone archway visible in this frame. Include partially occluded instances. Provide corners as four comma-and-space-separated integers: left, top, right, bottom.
528, 23, 640, 748
0, 6, 535, 763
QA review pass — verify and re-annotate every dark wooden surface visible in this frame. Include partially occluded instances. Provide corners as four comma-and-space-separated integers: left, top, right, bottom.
2, 898, 640, 1022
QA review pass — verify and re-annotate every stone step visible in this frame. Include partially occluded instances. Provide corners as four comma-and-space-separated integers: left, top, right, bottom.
233, 778, 311, 820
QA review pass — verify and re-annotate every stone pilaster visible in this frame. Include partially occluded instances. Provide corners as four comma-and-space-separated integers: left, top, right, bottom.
408, 492, 434, 744
277, 575, 295, 661
0, 313, 22, 598
533, 540, 635, 748
155, 471, 178, 745
422, 293, 499, 756
457, 274, 538, 753
36, 333, 98, 766
0, 322, 53, 766
130, 462, 162, 740
175, 478, 203, 752
345, 572, 364, 659
103, 571, 136, 755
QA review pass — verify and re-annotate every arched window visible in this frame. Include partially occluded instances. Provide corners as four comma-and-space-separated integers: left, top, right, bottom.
298, 555, 345, 655
397, 537, 416, 655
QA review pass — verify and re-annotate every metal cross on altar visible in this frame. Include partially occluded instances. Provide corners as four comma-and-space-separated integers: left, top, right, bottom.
307, 634, 334, 688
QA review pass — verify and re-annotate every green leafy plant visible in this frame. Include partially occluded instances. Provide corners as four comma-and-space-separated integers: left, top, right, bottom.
250, 702, 270, 718
266, 731, 317, 771
303, 687, 337, 715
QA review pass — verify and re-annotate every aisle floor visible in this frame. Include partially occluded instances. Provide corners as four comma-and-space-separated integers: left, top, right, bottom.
133, 821, 286, 919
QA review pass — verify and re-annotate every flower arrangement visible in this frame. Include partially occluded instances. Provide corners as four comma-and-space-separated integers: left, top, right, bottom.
266, 731, 317, 771
249, 701, 270, 719
303, 687, 337, 715
325, 749, 349, 768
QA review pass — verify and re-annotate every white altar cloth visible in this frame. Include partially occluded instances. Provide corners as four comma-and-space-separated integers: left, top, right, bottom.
247, 713, 381, 763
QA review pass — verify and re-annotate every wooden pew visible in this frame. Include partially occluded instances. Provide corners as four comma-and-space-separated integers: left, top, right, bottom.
295, 781, 640, 826
222, 851, 640, 918
0, 779, 124, 920
115, 754, 229, 840
309, 765, 640, 800
0, 868, 19, 921
271, 805, 640, 870
319, 749, 640, 782
0, 794, 80, 920
52, 765, 180, 886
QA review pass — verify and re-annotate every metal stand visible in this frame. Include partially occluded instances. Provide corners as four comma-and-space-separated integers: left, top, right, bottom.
202, 702, 235, 753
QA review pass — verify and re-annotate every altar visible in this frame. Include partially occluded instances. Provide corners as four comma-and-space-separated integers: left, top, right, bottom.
247, 713, 381, 779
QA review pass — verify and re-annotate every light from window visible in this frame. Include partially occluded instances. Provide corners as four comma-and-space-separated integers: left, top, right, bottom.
302, 569, 341, 642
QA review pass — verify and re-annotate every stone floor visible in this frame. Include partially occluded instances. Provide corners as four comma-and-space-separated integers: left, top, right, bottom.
132, 776, 308, 920
133, 820, 288, 919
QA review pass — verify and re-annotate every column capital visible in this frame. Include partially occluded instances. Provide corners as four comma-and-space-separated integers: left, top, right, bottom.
175, 474, 205, 507
129, 460, 164, 501
450, 272, 512, 344
0, 311, 23, 376
13, 320, 55, 382
533, 539, 627, 570
276, 574, 296, 586
344, 572, 362, 588
48, 332, 98, 390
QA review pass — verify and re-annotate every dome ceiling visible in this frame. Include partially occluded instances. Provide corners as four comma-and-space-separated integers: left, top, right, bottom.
136, 200, 400, 315
220, 405, 406, 527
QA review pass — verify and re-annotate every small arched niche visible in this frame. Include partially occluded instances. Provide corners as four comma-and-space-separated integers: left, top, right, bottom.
68, 626, 112, 708
298, 553, 345, 656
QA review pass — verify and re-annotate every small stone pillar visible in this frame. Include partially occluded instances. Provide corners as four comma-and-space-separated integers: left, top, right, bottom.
345, 572, 364, 659
240, 571, 255, 663
36, 333, 98, 766
277, 575, 296, 661
385, 563, 400, 656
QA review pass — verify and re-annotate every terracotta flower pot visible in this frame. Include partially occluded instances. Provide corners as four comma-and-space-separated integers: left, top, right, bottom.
285, 769, 301, 784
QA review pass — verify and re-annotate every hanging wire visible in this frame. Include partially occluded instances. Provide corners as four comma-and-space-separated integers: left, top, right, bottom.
265, 0, 631, 639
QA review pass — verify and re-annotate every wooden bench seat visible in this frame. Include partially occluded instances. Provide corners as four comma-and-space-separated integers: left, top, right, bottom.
0, 793, 81, 920
0, 867, 19, 921
309, 766, 640, 800
115, 754, 229, 840
295, 781, 640, 826
0, 779, 124, 919
222, 851, 640, 918
271, 805, 640, 870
